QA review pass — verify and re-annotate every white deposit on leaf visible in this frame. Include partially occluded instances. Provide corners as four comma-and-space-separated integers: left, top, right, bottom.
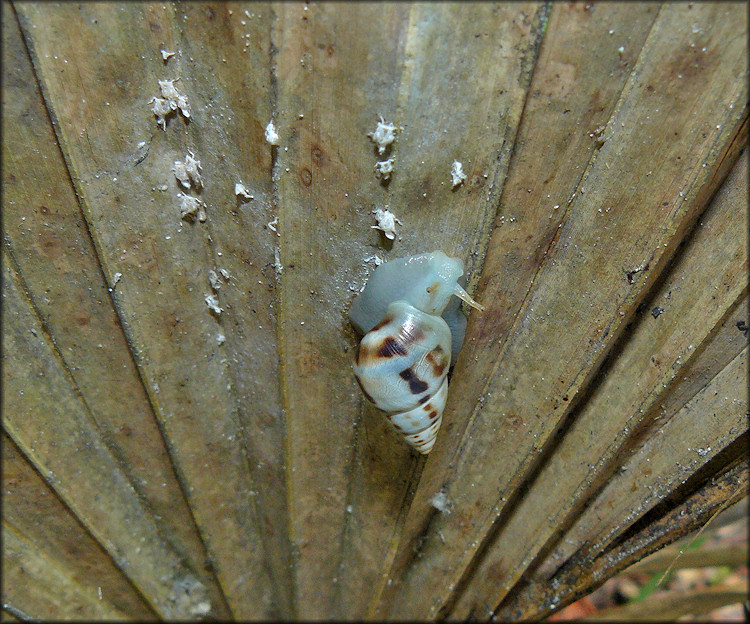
160, 79, 191, 117
374, 157, 395, 181
273, 247, 283, 279
235, 182, 253, 200
451, 160, 467, 188
174, 151, 203, 190
161, 49, 176, 61
150, 78, 191, 129
265, 120, 280, 145
208, 268, 230, 290
205, 294, 223, 315
178, 194, 207, 222
267, 216, 279, 235
429, 490, 451, 514
150, 97, 172, 130
208, 270, 222, 291
368, 116, 396, 154
371, 207, 402, 240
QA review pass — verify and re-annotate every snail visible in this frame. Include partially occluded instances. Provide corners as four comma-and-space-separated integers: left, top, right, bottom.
349, 251, 483, 454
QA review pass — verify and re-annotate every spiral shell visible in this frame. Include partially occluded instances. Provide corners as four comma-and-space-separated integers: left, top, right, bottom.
387, 375, 449, 454
353, 301, 451, 454
349, 251, 483, 454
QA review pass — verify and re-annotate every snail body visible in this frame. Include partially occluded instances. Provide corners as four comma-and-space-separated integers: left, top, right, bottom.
349, 251, 483, 454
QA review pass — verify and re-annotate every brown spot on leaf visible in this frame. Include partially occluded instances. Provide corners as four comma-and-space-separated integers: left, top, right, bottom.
264, 515, 275, 538
311, 145, 328, 167
296, 343, 323, 376
166, 311, 180, 331
38, 231, 61, 258
504, 412, 526, 431
300, 167, 312, 186
488, 559, 505, 579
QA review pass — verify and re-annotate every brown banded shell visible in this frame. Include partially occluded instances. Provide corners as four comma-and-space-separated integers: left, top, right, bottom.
386, 377, 448, 454
353, 301, 451, 415
353, 300, 452, 453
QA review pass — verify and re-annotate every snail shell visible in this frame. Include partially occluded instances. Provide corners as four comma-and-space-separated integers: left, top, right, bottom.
350, 251, 483, 454
387, 374, 449, 455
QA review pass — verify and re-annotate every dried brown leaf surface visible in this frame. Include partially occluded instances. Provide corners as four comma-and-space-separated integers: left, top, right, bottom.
2, 2, 747, 620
